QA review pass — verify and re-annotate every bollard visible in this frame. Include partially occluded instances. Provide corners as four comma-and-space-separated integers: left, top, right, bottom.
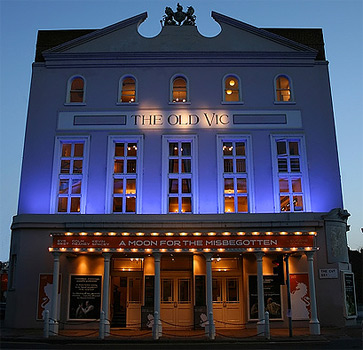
43, 310, 49, 338
265, 311, 270, 340
99, 311, 105, 340
208, 311, 215, 340
153, 311, 159, 340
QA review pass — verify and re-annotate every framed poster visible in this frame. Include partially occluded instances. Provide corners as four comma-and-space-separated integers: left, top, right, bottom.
342, 272, 357, 318
68, 275, 102, 320
36, 274, 61, 320
248, 275, 282, 320
289, 273, 310, 320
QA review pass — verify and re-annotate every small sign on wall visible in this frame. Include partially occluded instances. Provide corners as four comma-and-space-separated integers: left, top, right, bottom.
319, 268, 338, 279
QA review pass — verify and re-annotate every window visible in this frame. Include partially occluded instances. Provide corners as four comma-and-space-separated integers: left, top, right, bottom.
217, 135, 254, 213
119, 76, 137, 103
271, 136, 310, 212
275, 75, 293, 102
162, 135, 197, 213
52, 137, 89, 213
223, 75, 241, 102
107, 136, 143, 213
171, 75, 188, 103
67, 76, 85, 103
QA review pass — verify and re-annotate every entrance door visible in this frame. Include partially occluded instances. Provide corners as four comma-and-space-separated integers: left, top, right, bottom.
160, 274, 193, 329
212, 277, 242, 328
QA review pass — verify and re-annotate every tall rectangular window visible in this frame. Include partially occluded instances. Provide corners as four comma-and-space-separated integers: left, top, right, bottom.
271, 136, 310, 212
162, 136, 197, 213
52, 137, 89, 213
107, 136, 143, 213
217, 135, 254, 213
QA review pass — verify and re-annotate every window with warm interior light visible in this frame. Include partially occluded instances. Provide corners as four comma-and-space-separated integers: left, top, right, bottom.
67, 76, 85, 103
223, 75, 241, 102
120, 76, 136, 103
171, 76, 188, 103
275, 75, 293, 102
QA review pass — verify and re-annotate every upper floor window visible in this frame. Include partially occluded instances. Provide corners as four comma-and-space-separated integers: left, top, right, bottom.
119, 76, 137, 103
223, 75, 241, 102
107, 136, 143, 214
271, 135, 310, 212
52, 137, 89, 213
275, 75, 293, 102
171, 75, 188, 103
67, 76, 85, 103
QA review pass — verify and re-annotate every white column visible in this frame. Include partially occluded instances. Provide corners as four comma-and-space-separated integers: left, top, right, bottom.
255, 252, 265, 336
306, 251, 320, 335
49, 252, 60, 335
205, 253, 215, 339
101, 253, 112, 337
153, 253, 161, 340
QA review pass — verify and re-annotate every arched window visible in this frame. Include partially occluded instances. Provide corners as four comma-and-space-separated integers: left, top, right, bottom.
223, 75, 241, 102
171, 76, 188, 103
120, 76, 136, 103
67, 76, 85, 103
275, 75, 293, 102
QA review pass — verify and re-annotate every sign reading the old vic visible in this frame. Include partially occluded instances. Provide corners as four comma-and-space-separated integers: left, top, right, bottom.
53, 235, 314, 250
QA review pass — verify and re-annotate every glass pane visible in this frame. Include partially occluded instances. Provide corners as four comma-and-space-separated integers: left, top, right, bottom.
223, 142, 233, 156
169, 142, 178, 156
57, 197, 67, 212
224, 159, 233, 172
169, 159, 178, 173
70, 197, 80, 212
292, 178, 302, 192
226, 279, 239, 302
181, 197, 192, 213
293, 196, 304, 211
113, 179, 123, 194
290, 158, 300, 172
236, 159, 246, 173
71, 78, 84, 90
129, 278, 141, 302
126, 179, 136, 194
74, 143, 84, 157
169, 197, 178, 213
225, 89, 239, 102
279, 178, 289, 193
224, 196, 235, 213
181, 142, 191, 156
73, 160, 83, 174
224, 178, 234, 194
114, 159, 124, 174
195, 276, 206, 307
278, 159, 288, 172
178, 279, 190, 303
235, 142, 245, 156
237, 178, 247, 193
61, 160, 70, 174
62, 144, 72, 157
59, 180, 69, 194
71, 179, 82, 194
144, 276, 154, 307
162, 279, 173, 302
126, 197, 136, 212
172, 77, 187, 102
237, 196, 248, 212
182, 179, 191, 193
127, 159, 136, 173
181, 159, 191, 173
127, 143, 137, 157
113, 197, 122, 212
280, 195, 290, 212
121, 78, 136, 103
212, 279, 222, 302
289, 142, 299, 156
115, 143, 124, 157
276, 141, 287, 155
70, 91, 84, 103
169, 179, 178, 193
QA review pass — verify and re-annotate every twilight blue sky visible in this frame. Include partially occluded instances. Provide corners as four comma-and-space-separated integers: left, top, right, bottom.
0, 0, 362, 261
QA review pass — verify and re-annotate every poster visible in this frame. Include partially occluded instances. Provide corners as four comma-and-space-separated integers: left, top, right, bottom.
343, 272, 357, 318
249, 275, 282, 320
68, 275, 102, 320
37, 274, 61, 320
289, 273, 310, 320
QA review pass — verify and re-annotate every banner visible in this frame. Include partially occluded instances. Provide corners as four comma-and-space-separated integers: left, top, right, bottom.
290, 273, 310, 320
343, 272, 357, 318
37, 274, 61, 320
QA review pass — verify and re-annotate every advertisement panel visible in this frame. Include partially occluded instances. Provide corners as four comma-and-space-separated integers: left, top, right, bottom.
289, 273, 310, 320
343, 272, 357, 318
36, 274, 61, 320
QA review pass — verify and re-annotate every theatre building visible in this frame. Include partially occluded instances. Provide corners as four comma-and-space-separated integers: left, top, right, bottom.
6, 6, 357, 337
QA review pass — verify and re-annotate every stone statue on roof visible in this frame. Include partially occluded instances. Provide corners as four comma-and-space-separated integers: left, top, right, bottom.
162, 3, 196, 26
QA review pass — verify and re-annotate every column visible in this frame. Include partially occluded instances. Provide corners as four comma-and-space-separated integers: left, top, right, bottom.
205, 253, 215, 339
101, 253, 112, 336
153, 253, 161, 340
255, 252, 265, 336
306, 251, 320, 335
49, 252, 60, 335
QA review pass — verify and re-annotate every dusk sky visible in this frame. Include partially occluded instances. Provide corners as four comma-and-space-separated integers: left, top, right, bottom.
0, 0, 362, 261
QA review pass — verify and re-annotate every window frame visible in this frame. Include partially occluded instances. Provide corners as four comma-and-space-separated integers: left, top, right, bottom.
162, 135, 198, 214
221, 74, 243, 104
274, 74, 295, 104
216, 134, 255, 214
270, 134, 311, 213
117, 75, 138, 105
169, 74, 190, 104
50, 136, 90, 214
106, 135, 144, 214
65, 75, 86, 105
